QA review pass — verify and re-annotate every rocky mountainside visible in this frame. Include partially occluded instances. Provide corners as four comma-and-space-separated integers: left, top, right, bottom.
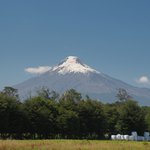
14, 56, 150, 105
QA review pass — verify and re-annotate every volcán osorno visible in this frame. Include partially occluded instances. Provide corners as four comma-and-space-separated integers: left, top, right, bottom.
14, 56, 150, 105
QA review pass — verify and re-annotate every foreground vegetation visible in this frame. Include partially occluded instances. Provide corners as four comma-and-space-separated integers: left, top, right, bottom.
0, 87, 150, 139
0, 140, 150, 150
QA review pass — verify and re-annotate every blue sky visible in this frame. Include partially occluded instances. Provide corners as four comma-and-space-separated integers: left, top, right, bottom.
0, 0, 150, 89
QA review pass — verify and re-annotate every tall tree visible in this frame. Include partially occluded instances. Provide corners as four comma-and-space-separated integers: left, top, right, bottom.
144, 107, 150, 131
59, 89, 82, 111
116, 88, 132, 102
116, 100, 146, 135
104, 104, 119, 135
0, 93, 26, 139
2, 86, 18, 99
24, 96, 58, 139
60, 89, 82, 103
37, 87, 59, 101
57, 107, 79, 139
77, 99, 106, 139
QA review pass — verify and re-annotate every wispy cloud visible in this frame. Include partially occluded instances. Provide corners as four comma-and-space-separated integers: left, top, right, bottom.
136, 76, 150, 84
25, 66, 51, 74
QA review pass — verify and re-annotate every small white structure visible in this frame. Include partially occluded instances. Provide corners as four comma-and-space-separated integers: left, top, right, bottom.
111, 135, 116, 140
124, 135, 129, 140
144, 132, 150, 141
129, 135, 134, 141
111, 131, 150, 141
137, 136, 145, 141
131, 131, 138, 141
116, 134, 121, 140
120, 135, 124, 140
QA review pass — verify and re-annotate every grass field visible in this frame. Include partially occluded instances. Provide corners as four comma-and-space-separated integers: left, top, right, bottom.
0, 140, 150, 150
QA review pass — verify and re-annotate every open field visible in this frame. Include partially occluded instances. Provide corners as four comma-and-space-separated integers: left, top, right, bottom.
0, 140, 150, 150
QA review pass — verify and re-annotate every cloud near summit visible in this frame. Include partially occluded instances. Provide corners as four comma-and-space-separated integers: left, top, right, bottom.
136, 76, 150, 84
25, 66, 51, 74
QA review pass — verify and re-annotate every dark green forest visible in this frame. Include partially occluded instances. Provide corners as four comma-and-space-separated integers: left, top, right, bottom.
0, 87, 150, 140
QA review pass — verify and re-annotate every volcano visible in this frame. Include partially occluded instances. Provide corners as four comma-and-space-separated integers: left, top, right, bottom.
14, 56, 150, 105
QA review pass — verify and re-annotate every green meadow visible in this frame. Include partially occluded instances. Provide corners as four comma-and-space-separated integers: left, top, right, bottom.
0, 140, 150, 150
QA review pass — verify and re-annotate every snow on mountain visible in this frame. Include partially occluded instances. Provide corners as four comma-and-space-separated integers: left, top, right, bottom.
14, 56, 150, 105
51, 56, 100, 74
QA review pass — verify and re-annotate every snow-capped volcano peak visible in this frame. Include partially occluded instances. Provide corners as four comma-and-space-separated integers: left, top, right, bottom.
62, 56, 83, 64
52, 56, 100, 74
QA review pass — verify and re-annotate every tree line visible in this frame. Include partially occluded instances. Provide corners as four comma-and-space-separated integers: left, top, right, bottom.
0, 87, 150, 139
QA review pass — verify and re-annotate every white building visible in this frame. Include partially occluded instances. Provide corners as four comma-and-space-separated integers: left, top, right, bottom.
111, 131, 150, 141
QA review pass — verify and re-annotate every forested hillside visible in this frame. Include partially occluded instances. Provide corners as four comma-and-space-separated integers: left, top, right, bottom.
0, 87, 150, 139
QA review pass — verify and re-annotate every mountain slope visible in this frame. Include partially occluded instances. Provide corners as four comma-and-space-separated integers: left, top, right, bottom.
14, 56, 150, 105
